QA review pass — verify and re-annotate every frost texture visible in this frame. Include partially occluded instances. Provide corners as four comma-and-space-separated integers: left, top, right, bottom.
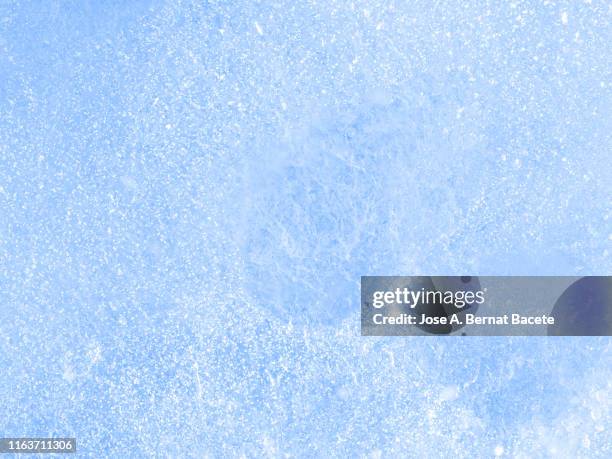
0, 1, 611, 457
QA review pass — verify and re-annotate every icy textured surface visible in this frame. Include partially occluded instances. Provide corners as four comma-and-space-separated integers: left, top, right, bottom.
0, 1, 611, 457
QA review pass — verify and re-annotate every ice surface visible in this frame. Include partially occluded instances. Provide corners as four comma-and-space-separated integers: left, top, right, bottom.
0, 0, 610, 457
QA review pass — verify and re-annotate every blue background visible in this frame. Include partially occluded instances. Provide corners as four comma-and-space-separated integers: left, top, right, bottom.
0, 1, 610, 457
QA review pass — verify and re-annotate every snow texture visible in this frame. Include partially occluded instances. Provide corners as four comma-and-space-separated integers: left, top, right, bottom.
0, 0, 611, 457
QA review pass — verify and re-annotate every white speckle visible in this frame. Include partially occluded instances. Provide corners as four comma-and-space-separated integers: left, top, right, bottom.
193, 362, 203, 400
120, 175, 138, 191
383, 348, 395, 366
494, 445, 504, 456
165, 123, 173, 129
88, 345, 102, 364
63, 365, 75, 383
254, 22, 263, 35
561, 12, 568, 25
438, 385, 459, 402
376, 22, 383, 30
261, 435, 276, 455
336, 385, 350, 401
583, 434, 591, 449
